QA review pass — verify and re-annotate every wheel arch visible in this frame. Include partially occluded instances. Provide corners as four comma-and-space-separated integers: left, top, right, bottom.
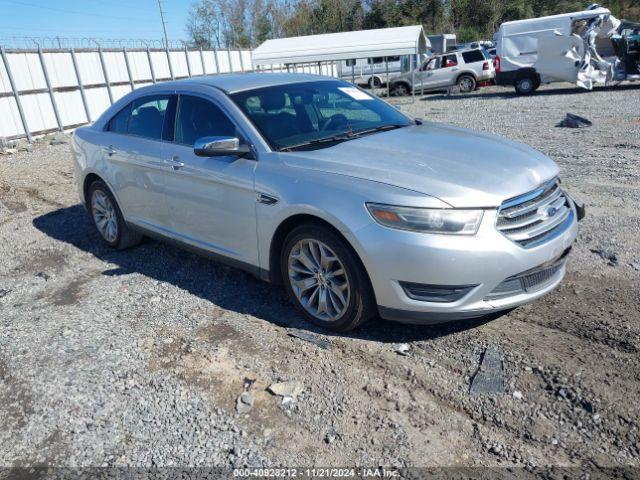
268, 213, 373, 298
82, 172, 125, 217
455, 71, 477, 83
82, 172, 104, 210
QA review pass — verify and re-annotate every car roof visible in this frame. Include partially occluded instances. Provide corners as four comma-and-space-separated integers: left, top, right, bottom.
150, 72, 335, 94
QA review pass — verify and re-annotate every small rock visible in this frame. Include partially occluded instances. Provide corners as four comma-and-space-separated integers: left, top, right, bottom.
236, 392, 253, 414
395, 344, 410, 356
35, 272, 50, 281
49, 133, 70, 145
267, 381, 303, 399
551, 439, 558, 445
0, 288, 9, 299
512, 390, 523, 400
324, 428, 339, 444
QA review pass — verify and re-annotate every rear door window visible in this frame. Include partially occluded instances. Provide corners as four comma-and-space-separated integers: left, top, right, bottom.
462, 50, 485, 64
174, 95, 237, 147
127, 96, 171, 141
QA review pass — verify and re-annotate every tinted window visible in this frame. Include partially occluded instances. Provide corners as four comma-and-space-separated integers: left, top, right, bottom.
462, 50, 485, 64
175, 95, 237, 146
128, 96, 170, 140
230, 80, 412, 151
107, 104, 131, 134
442, 54, 458, 67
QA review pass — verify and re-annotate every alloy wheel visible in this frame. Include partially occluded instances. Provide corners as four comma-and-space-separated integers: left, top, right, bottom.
91, 190, 118, 243
459, 76, 475, 92
288, 239, 351, 322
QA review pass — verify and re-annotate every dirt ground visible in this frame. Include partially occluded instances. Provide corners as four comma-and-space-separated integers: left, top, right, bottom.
1, 82, 639, 473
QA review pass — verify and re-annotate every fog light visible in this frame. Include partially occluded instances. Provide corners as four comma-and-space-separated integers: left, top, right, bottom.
400, 282, 477, 303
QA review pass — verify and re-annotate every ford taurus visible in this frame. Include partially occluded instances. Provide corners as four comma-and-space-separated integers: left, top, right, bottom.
72, 73, 584, 331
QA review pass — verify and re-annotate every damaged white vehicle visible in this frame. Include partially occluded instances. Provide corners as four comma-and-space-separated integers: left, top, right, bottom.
494, 4, 640, 94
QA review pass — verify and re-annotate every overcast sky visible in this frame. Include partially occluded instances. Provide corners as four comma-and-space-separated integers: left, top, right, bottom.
0, 0, 190, 42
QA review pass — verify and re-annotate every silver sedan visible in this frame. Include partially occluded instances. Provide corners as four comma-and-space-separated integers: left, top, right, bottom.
72, 73, 583, 331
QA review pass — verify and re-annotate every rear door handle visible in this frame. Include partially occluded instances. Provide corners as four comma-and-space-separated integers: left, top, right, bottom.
102, 146, 116, 156
164, 156, 185, 170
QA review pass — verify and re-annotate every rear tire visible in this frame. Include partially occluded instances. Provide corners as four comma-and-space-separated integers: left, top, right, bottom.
281, 224, 375, 332
368, 76, 382, 89
514, 75, 538, 95
457, 74, 476, 93
88, 180, 142, 250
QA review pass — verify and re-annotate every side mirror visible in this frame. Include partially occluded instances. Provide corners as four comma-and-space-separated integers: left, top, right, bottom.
194, 136, 253, 158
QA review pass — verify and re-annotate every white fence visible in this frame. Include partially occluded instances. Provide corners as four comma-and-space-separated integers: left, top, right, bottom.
0, 45, 339, 142
0, 47, 257, 141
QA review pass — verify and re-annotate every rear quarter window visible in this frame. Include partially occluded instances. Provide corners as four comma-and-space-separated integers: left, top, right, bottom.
107, 104, 131, 134
462, 50, 485, 64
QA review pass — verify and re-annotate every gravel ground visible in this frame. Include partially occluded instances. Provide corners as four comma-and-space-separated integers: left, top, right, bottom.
1, 82, 639, 472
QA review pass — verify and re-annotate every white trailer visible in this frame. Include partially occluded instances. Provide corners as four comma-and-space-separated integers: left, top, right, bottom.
494, 5, 639, 94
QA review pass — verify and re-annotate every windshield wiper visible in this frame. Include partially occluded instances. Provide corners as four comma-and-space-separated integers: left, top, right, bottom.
348, 123, 407, 138
280, 124, 407, 152
280, 134, 352, 152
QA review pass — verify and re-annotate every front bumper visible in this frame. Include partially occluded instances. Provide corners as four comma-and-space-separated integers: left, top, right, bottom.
349, 199, 581, 324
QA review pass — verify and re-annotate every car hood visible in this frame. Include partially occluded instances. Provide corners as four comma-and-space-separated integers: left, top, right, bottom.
280, 122, 559, 208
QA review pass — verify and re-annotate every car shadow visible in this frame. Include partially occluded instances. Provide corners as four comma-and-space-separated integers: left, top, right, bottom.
418, 82, 640, 101
33, 205, 509, 343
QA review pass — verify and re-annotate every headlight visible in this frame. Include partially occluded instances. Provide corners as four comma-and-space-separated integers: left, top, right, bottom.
366, 203, 483, 235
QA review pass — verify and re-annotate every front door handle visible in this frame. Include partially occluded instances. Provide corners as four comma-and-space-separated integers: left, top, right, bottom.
102, 146, 116, 156
164, 156, 185, 170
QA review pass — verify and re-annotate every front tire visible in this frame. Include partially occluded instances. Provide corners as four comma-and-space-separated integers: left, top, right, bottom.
281, 224, 375, 331
88, 180, 142, 250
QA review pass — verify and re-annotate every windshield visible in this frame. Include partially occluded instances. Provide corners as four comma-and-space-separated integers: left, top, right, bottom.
230, 80, 413, 151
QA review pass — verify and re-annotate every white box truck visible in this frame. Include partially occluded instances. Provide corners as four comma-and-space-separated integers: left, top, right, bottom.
494, 4, 640, 94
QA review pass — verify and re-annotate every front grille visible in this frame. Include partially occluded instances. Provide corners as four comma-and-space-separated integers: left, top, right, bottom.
485, 249, 570, 301
497, 178, 573, 249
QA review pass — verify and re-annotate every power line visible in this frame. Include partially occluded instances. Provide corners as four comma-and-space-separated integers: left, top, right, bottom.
0, 0, 146, 21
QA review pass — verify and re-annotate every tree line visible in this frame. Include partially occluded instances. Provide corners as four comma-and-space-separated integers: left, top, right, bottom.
186, 0, 640, 48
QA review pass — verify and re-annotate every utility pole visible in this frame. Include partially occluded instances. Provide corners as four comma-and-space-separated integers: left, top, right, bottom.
157, 0, 169, 49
